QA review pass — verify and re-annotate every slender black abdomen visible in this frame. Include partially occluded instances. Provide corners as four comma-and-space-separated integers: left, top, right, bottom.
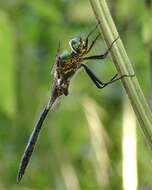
17, 107, 49, 182
17, 81, 64, 182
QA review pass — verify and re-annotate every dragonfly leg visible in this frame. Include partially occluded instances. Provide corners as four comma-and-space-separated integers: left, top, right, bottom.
85, 22, 100, 50
85, 33, 100, 54
100, 74, 135, 88
81, 64, 134, 89
83, 36, 119, 60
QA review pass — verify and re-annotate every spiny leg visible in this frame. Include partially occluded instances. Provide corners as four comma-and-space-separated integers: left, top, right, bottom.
81, 64, 134, 89
100, 74, 135, 88
81, 63, 103, 87
85, 33, 100, 54
84, 23, 101, 53
85, 22, 100, 47
81, 64, 117, 88
86, 22, 100, 38
83, 36, 119, 60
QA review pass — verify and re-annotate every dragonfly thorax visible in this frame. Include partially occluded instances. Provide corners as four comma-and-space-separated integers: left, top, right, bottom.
56, 50, 80, 85
60, 50, 71, 64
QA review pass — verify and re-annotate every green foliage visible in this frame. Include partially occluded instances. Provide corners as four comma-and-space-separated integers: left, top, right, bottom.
0, 0, 151, 189
0, 12, 16, 117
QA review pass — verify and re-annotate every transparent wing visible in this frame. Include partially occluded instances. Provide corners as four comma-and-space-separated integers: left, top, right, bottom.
51, 42, 61, 75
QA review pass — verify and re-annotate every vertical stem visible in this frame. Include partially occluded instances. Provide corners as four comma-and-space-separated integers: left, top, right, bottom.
89, 0, 152, 151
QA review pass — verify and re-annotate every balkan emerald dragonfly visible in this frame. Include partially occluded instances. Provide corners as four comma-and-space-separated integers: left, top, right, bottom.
17, 23, 134, 182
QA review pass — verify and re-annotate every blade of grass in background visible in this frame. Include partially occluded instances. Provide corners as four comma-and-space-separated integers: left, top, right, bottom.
122, 98, 137, 190
0, 12, 16, 117
83, 97, 110, 189
89, 0, 152, 151
47, 126, 80, 190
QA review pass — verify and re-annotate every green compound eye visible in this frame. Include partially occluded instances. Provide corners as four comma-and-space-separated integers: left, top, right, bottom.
69, 37, 82, 53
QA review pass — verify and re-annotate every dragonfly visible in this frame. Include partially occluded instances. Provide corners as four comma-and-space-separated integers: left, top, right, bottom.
17, 23, 134, 182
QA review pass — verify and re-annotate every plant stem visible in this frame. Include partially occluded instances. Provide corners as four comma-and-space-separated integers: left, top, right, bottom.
89, 0, 152, 151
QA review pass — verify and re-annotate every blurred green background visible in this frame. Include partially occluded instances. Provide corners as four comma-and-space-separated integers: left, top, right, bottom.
0, 0, 152, 189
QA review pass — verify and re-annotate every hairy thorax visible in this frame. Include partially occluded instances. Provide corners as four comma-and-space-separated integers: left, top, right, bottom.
59, 50, 81, 80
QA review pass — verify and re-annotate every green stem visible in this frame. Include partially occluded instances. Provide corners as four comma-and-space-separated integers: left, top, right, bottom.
89, 0, 152, 151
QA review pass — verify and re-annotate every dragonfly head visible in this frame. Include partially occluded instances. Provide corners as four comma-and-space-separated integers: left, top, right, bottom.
69, 37, 86, 54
